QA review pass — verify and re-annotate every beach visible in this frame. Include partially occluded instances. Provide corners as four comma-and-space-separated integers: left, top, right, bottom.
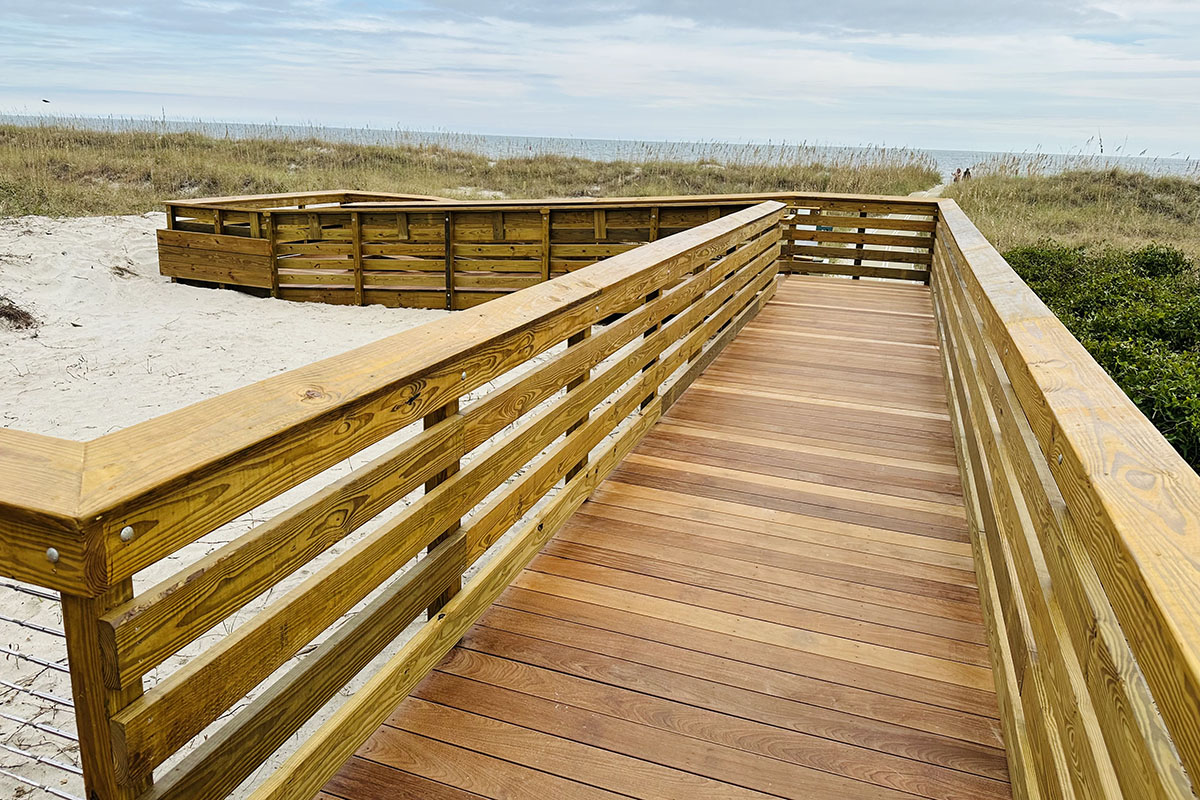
0, 212, 453, 798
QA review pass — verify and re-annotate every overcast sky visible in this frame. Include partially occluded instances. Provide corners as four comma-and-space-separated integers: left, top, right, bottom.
2, 1, 1198, 155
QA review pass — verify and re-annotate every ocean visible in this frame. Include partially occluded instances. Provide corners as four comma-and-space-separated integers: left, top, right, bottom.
3, 114, 1195, 184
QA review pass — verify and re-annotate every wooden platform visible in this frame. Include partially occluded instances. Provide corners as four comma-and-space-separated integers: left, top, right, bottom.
320, 275, 1010, 800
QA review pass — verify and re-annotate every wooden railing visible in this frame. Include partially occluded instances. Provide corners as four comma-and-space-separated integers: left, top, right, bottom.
0, 200, 785, 800
14, 189, 1200, 800
161, 191, 937, 307
932, 199, 1200, 800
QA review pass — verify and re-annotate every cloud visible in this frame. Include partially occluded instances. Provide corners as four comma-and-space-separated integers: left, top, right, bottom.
1, 1, 1197, 154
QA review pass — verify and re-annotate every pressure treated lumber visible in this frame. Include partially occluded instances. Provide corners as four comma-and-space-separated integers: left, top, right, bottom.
933, 199, 1200, 799
155, 192, 936, 310
313, 276, 1012, 800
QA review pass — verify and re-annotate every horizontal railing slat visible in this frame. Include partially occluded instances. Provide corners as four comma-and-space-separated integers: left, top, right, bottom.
104, 205, 784, 783
78, 204, 782, 587
246, 378, 662, 800
98, 416, 464, 687
936, 224, 1193, 800
935, 198, 1200, 798
142, 528, 467, 800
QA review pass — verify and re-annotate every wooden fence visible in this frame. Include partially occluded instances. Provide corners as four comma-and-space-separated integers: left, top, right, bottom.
160, 190, 937, 308
0, 200, 785, 800
9, 189, 1200, 799
932, 198, 1200, 800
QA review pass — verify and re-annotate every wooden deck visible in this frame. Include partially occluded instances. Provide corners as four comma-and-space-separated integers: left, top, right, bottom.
320, 275, 1009, 800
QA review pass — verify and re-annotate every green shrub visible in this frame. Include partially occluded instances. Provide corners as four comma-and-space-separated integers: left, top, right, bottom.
1005, 241, 1200, 468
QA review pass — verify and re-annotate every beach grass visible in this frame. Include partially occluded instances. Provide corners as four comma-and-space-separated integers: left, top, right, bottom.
944, 153, 1200, 261
0, 121, 941, 218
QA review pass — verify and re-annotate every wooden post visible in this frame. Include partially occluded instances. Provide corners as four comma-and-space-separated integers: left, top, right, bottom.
265, 212, 280, 299
648, 207, 660, 242
424, 399, 460, 618
308, 212, 320, 242
491, 211, 504, 241
62, 581, 151, 800
213, 209, 223, 236
397, 211, 409, 241
640, 289, 662, 409
443, 212, 455, 310
165, 205, 175, 231
926, 206, 937, 286
781, 203, 796, 275
352, 212, 364, 306
565, 327, 592, 481
540, 209, 551, 284
593, 209, 606, 240
853, 210, 867, 280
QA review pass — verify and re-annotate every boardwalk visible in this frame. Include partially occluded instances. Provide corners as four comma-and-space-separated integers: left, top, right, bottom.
320, 275, 1009, 800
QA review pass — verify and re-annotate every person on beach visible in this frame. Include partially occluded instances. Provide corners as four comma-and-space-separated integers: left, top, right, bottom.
963, 168, 973, 180
953, 168, 962, 183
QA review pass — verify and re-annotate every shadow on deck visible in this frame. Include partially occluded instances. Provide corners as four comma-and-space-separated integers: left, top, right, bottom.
321, 276, 1010, 800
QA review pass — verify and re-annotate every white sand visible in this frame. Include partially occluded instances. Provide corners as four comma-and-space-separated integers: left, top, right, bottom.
0, 213, 457, 798
0, 212, 449, 438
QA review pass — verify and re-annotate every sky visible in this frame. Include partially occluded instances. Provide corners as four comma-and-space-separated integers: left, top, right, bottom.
1, 0, 1198, 155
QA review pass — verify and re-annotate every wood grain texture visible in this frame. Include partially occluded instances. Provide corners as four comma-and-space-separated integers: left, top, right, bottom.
224, 203, 779, 800
156, 192, 933, 313
934, 200, 1198, 798
0, 429, 92, 592
90, 201, 783, 589
320, 275, 1011, 800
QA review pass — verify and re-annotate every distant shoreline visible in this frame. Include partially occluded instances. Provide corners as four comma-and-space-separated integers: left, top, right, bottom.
2, 113, 1194, 182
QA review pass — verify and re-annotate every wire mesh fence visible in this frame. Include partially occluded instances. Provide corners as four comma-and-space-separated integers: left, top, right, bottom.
0, 581, 83, 800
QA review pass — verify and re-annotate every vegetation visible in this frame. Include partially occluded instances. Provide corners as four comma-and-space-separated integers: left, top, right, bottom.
1006, 241, 1200, 469
0, 122, 940, 217
945, 157, 1200, 261
945, 156, 1200, 466
7, 119, 1200, 468
0, 295, 38, 330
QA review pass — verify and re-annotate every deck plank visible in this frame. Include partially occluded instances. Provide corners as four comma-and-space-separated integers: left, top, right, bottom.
323, 274, 1010, 800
